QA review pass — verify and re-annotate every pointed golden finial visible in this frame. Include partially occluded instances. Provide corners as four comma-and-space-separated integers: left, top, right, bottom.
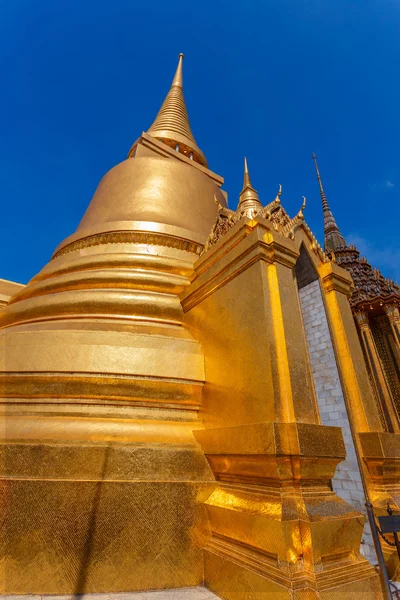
243, 157, 251, 189
274, 184, 282, 203
238, 157, 263, 216
312, 153, 346, 251
295, 196, 306, 221
146, 54, 207, 166
171, 53, 184, 88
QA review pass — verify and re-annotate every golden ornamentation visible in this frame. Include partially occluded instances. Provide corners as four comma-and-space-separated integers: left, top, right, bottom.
53, 230, 204, 259
203, 159, 308, 253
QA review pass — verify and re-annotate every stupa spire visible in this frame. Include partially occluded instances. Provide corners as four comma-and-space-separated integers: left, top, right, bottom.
239, 157, 262, 207
236, 157, 263, 218
147, 54, 207, 166
312, 153, 347, 251
242, 157, 251, 190
171, 52, 184, 88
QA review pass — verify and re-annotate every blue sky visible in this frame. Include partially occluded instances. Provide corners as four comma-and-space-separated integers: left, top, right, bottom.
1, 0, 399, 284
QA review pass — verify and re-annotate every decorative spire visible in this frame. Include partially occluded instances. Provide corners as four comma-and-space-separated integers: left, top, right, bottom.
146, 54, 207, 166
238, 157, 263, 215
242, 157, 251, 190
312, 153, 347, 252
171, 53, 184, 88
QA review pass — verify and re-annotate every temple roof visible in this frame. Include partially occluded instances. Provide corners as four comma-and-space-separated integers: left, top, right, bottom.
332, 245, 400, 310
312, 154, 400, 311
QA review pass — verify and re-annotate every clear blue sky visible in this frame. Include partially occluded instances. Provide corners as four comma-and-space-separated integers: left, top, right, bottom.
1, 0, 399, 284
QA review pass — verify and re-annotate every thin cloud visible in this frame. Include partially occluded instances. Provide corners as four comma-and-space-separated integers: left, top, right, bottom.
346, 233, 400, 283
370, 180, 395, 190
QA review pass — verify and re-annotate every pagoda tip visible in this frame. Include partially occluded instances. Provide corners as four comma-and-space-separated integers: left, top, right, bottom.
171, 53, 184, 88
244, 157, 248, 173
179, 53, 184, 59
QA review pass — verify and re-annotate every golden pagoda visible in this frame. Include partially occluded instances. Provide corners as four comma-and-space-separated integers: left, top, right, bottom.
0, 55, 399, 599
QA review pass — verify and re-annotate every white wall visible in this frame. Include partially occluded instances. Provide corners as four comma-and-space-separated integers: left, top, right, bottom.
298, 279, 376, 562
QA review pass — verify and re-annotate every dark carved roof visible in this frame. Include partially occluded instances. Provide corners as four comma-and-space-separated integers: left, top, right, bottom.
330, 245, 400, 310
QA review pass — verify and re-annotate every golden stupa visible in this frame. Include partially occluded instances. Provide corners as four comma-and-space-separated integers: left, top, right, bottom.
0, 54, 399, 599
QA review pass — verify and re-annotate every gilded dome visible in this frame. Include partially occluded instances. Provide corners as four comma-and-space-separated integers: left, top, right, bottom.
55, 152, 226, 256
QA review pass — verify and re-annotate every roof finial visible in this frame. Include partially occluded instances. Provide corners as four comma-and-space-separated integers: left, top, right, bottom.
312, 153, 330, 212
146, 54, 207, 166
274, 184, 282, 203
238, 157, 262, 214
171, 53, 184, 88
312, 153, 346, 251
243, 157, 251, 189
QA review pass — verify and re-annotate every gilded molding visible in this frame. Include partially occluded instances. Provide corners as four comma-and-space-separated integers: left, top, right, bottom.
0, 371, 203, 410
0, 442, 214, 481
194, 422, 378, 595
319, 262, 354, 296
53, 230, 204, 259
181, 221, 299, 313
300, 221, 329, 263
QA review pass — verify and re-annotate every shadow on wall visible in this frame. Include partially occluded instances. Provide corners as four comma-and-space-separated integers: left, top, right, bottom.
74, 443, 111, 596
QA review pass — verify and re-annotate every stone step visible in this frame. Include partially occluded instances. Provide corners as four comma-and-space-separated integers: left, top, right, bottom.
0, 587, 220, 600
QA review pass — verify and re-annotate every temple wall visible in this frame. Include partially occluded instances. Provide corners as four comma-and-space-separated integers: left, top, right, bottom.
298, 279, 377, 562
0, 441, 213, 593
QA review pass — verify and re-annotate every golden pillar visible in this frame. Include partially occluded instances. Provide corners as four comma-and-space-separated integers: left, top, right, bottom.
384, 303, 400, 360
182, 218, 382, 599
377, 308, 400, 413
354, 310, 399, 433
319, 262, 400, 580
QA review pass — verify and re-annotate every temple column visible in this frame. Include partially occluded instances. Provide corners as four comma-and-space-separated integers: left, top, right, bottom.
374, 315, 400, 423
319, 261, 400, 580
354, 310, 400, 434
384, 303, 400, 355
318, 262, 382, 433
